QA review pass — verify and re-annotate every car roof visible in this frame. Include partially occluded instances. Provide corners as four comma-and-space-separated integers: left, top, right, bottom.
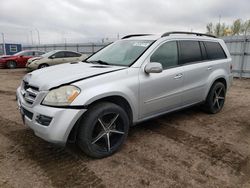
49, 50, 80, 53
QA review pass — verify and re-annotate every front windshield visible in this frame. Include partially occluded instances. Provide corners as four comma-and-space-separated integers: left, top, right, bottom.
14, 51, 26, 56
41, 50, 57, 58
87, 40, 154, 66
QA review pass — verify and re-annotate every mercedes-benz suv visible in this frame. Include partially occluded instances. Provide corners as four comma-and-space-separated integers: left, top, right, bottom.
16, 31, 233, 158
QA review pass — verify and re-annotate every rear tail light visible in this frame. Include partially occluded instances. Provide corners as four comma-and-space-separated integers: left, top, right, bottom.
230, 64, 233, 73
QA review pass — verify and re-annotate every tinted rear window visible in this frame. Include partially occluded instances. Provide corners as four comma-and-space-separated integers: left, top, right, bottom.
65, 51, 81, 57
179, 41, 202, 64
204, 41, 227, 60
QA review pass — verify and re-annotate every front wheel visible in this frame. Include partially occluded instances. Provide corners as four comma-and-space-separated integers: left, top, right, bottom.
6, 61, 17, 69
38, 64, 49, 69
77, 102, 129, 158
204, 82, 226, 114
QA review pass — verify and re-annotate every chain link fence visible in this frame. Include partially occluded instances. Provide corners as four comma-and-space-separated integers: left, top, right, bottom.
23, 43, 109, 56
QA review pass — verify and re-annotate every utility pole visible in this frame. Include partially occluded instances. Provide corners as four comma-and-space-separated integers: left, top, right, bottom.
30, 30, 33, 45
34, 28, 40, 45
1, 33, 6, 55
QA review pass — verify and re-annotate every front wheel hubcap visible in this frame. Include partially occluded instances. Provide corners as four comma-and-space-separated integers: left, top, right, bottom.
213, 87, 225, 110
91, 113, 125, 152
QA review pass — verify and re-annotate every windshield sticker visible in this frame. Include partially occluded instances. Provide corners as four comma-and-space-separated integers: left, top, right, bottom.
133, 42, 150, 47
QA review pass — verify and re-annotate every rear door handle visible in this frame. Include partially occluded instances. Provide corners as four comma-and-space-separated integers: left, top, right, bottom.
174, 73, 183, 79
207, 66, 213, 70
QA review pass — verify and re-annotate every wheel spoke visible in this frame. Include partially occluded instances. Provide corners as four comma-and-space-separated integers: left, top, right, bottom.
91, 132, 106, 144
98, 118, 107, 131
214, 91, 218, 98
106, 133, 111, 152
217, 96, 224, 100
110, 129, 125, 135
107, 114, 119, 129
213, 98, 217, 106
217, 87, 223, 96
216, 99, 220, 109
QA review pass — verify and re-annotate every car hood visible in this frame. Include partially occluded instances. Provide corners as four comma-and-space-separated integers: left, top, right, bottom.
23, 62, 126, 90
27, 56, 43, 63
0, 55, 14, 59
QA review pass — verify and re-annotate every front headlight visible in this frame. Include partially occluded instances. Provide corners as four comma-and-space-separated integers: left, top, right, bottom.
42, 85, 80, 106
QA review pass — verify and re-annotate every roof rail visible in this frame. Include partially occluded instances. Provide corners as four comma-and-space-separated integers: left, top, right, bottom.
161, 31, 216, 38
122, 34, 152, 39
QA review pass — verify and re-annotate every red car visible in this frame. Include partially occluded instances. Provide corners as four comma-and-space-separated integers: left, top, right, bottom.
0, 50, 45, 69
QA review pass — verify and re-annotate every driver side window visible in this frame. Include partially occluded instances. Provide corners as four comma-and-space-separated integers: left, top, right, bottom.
150, 41, 178, 69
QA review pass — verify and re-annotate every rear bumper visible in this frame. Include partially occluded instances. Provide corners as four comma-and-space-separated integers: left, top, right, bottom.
228, 73, 234, 88
16, 86, 86, 145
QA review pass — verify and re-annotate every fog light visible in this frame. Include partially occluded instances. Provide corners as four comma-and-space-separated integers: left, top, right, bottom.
36, 114, 52, 126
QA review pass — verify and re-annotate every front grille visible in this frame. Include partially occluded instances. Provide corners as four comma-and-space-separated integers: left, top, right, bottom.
22, 107, 33, 120
22, 81, 39, 105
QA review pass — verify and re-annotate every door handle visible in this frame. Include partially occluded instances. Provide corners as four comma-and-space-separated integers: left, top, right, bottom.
207, 66, 213, 70
174, 73, 183, 79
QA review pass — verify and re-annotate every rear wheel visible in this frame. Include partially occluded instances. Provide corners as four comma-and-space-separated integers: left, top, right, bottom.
38, 64, 49, 69
6, 61, 17, 69
77, 102, 129, 158
204, 82, 226, 114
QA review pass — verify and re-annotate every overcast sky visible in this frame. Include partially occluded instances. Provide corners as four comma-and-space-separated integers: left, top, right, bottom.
0, 0, 249, 44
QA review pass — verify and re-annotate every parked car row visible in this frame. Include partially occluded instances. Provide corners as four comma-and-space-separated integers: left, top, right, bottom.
0, 50, 87, 70
0, 50, 44, 69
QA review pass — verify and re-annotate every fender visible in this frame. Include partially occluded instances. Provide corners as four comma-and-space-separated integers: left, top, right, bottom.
204, 68, 229, 99
72, 85, 138, 123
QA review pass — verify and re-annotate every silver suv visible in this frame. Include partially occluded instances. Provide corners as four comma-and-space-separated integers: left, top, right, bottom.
16, 31, 233, 158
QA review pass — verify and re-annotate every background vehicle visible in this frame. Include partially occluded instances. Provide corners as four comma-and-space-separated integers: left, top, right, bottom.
16, 31, 233, 158
0, 50, 45, 69
26, 50, 87, 70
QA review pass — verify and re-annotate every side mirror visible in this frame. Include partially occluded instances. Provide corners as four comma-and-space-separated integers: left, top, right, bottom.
50, 55, 55, 59
145, 62, 163, 74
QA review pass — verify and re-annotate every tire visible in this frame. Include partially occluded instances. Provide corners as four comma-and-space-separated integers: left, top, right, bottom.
204, 82, 226, 114
6, 61, 17, 69
38, 64, 49, 69
77, 102, 129, 158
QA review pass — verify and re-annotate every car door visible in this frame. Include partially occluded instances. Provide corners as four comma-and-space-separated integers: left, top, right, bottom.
178, 40, 209, 106
139, 41, 184, 119
50, 51, 66, 65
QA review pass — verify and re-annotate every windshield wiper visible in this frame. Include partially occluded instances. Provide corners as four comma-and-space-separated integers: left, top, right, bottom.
84, 60, 110, 65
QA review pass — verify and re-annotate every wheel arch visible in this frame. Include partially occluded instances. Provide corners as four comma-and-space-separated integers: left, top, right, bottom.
67, 95, 134, 143
205, 76, 227, 100
87, 95, 133, 124
38, 63, 49, 69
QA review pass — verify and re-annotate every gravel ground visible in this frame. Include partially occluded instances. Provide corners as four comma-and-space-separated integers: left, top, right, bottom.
0, 69, 250, 188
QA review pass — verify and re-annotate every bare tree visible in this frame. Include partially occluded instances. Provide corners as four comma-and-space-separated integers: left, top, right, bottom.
206, 18, 250, 37
206, 23, 213, 34
241, 20, 250, 35
231, 19, 242, 35
214, 23, 221, 37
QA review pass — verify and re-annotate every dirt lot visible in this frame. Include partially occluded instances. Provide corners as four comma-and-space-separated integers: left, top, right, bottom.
0, 69, 250, 188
